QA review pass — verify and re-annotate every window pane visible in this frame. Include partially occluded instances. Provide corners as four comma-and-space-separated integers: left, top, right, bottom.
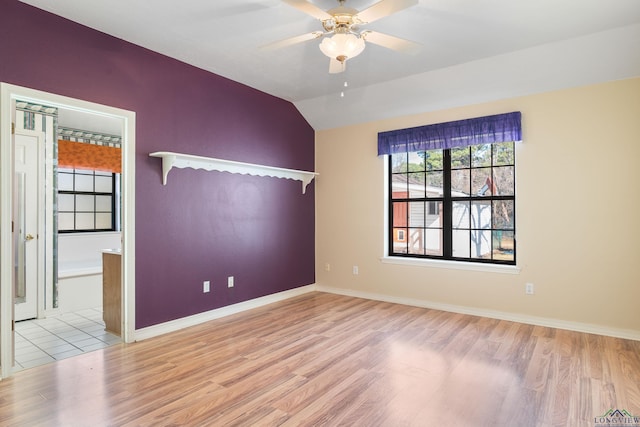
58, 194, 75, 211
95, 175, 112, 192
493, 231, 515, 261
58, 173, 74, 191
451, 169, 470, 196
492, 166, 514, 196
75, 213, 94, 230
408, 185, 425, 199
75, 174, 94, 192
493, 200, 514, 230
425, 171, 443, 196
451, 147, 470, 169
493, 142, 514, 166
408, 229, 425, 255
470, 230, 491, 259
95, 213, 112, 229
472, 144, 492, 167
392, 202, 408, 227
58, 213, 74, 231
391, 153, 408, 173
75, 169, 93, 175
75, 195, 94, 212
426, 203, 442, 227
408, 152, 425, 171
408, 202, 424, 227
425, 228, 443, 256
408, 173, 425, 198
471, 169, 492, 196
391, 174, 408, 197
452, 201, 470, 229
96, 195, 112, 212
471, 201, 491, 229
95, 170, 112, 176
423, 150, 443, 171
393, 229, 408, 254
452, 230, 470, 257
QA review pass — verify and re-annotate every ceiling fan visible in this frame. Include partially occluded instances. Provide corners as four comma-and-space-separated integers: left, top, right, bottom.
264, 0, 420, 73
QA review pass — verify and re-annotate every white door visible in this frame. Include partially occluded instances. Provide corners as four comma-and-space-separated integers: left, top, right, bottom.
13, 130, 42, 321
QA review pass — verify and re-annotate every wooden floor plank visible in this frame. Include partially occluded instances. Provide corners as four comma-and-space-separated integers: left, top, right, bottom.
1, 292, 639, 426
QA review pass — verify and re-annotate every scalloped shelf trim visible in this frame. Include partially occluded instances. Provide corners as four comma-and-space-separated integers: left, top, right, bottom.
149, 151, 318, 194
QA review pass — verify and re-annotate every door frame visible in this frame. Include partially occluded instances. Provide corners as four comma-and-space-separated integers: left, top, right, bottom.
0, 83, 136, 379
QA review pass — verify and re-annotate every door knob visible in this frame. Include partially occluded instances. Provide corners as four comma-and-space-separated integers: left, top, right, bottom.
25, 234, 34, 241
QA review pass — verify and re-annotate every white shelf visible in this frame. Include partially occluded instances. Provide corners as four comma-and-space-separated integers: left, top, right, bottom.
149, 151, 317, 194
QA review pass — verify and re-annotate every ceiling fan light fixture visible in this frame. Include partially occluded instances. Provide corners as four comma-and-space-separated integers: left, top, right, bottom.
319, 33, 365, 62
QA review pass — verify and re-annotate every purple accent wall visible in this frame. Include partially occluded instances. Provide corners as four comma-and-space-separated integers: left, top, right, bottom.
1, 1, 315, 328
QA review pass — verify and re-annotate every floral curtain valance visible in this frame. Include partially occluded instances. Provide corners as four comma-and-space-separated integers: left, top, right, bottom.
58, 139, 122, 173
378, 111, 522, 155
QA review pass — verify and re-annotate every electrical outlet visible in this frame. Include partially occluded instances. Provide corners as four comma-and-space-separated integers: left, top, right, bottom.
228, 276, 234, 288
203, 281, 210, 293
525, 283, 534, 295
352, 265, 359, 275
325, 263, 331, 272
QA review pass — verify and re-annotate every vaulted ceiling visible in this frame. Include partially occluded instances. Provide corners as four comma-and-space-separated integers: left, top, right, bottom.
20, 0, 640, 130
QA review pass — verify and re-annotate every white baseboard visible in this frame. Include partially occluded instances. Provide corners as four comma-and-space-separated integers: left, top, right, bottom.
315, 285, 640, 342
134, 284, 316, 341
133, 283, 640, 343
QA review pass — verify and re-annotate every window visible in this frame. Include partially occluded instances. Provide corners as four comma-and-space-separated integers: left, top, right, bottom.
379, 112, 521, 265
58, 168, 117, 232
389, 142, 515, 263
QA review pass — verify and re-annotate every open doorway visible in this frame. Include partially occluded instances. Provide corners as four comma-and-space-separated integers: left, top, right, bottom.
0, 83, 136, 379
14, 105, 122, 370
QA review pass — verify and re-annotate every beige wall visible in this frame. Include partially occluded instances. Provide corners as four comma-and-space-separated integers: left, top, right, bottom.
315, 78, 640, 335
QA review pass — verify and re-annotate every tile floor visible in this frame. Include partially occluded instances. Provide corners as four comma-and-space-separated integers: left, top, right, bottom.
13, 308, 122, 372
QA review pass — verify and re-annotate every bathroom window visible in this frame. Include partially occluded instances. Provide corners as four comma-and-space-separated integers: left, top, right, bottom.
58, 168, 117, 232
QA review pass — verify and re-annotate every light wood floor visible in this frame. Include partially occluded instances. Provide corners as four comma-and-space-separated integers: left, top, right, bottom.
1, 292, 639, 426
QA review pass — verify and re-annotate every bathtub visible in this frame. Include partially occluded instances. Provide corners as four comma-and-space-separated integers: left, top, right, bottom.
56, 232, 121, 313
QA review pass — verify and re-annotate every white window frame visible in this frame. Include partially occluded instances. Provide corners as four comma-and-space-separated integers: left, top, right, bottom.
381, 156, 521, 274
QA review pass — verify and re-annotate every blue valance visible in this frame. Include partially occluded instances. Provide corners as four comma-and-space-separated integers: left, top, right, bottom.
378, 111, 522, 155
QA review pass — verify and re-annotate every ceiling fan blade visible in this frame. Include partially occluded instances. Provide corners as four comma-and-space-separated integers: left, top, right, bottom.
363, 31, 420, 54
282, 0, 333, 20
356, 0, 418, 24
329, 58, 346, 74
261, 32, 323, 50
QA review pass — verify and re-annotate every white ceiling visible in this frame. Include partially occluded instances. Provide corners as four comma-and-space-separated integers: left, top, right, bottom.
20, 0, 640, 130
57, 108, 123, 136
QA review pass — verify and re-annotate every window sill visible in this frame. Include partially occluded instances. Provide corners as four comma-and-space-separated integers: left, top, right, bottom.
380, 256, 521, 274
58, 231, 121, 236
